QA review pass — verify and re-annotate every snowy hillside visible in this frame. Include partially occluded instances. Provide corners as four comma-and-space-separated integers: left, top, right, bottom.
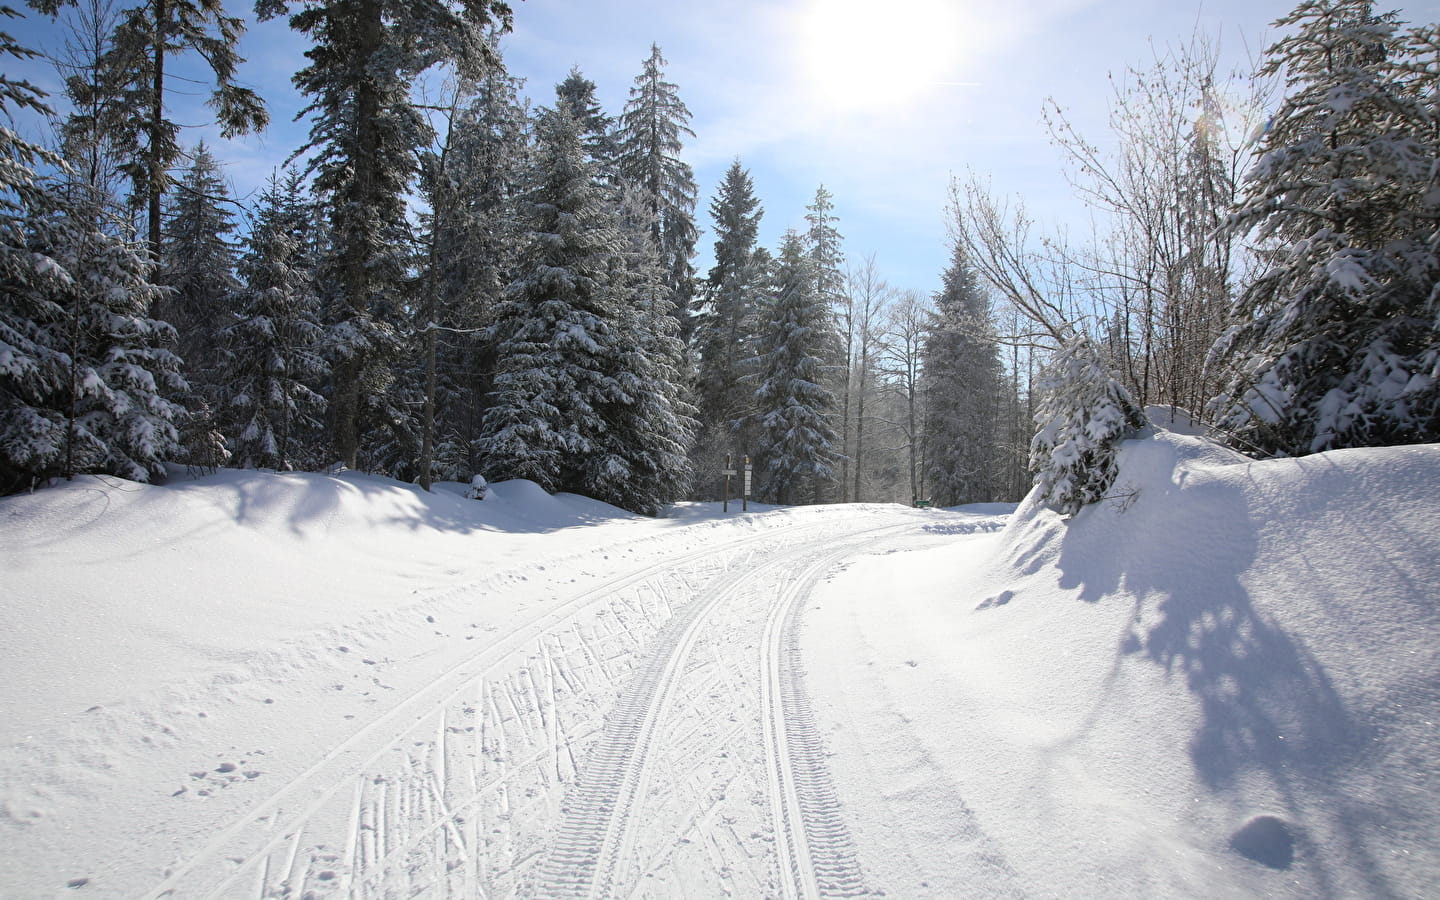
806, 424, 1440, 898
2, 424, 1438, 898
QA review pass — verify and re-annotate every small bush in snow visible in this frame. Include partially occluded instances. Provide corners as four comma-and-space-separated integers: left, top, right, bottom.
1030, 334, 1148, 516
466, 475, 489, 500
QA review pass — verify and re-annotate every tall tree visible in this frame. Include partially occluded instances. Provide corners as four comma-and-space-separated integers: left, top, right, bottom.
219, 169, 327, 470
31, 0, 269, 256
478, 105, 691, 514
841, 255, 892, 502
2, 10, 185, 492
415, 58, 527, 487
159, 143, 238, 390
554, 66, 617, 179
1043, 34, 1263, 416
922, 242, 1005, 506
878, 288, 931, 504
616, 43, 699, 341
752, 231, 841, 505
1209, 0, 1440, 455
257, 0, 513, 469
693, 158, 765, 482
805, 185, 848, 491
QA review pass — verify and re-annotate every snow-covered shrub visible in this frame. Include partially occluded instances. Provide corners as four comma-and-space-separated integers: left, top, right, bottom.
1030, 334, 1148, 516
466, 474, 489, 500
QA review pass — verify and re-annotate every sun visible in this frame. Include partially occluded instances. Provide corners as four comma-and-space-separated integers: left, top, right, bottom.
795, 0, 968, 111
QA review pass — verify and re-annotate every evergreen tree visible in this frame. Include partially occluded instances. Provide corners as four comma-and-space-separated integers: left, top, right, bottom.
555, 66, 617, 179
474, 108, 630, 501
1031, 333, 1147, 516
616, 43, 699, 342
804, 184, 845, 310
219, 170, 327, 470
1208, 0, 1440, 455
257, 0, 512, 470
2, 12, 185, 492
693, 159, 766, 481
598, 185, 697, 512
159, 143, 238, 392
804, 185, 848, 490
922, 242, 1005, 506
30, 0, 268, 256
415, 57, 528, 486
752, 231, 841, 505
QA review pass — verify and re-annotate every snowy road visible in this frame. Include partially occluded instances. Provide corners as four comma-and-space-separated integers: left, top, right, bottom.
105, 504, 949, 899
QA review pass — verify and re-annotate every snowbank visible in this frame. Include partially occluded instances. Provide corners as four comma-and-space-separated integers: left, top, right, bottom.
806, 425, 1440, 898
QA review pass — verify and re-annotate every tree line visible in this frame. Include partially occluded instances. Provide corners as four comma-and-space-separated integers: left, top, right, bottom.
1, 0, 1026, 511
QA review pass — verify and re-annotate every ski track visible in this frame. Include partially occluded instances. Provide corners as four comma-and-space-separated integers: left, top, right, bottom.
138, 512, 917, 899
531, 520, 910, 900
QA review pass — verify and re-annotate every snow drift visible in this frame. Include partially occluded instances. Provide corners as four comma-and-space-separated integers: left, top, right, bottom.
805, 422, 1440, 898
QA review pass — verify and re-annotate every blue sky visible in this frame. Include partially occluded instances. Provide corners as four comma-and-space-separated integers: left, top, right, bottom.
10, 0, 1440, 295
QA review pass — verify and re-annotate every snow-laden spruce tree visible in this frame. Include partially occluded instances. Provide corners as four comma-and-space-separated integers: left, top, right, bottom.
1, 17, 185, 493
616, 44, 699, 341
595, 185, 697, 513
1208, 0, 1440, 455
159, 145, 239, 386
693, 159, 767, 480
478, 104, 693, 514
409, 54, 529, 488
752, 231, 842, 505
476, 106, 620, 492
160, 144, 241, 469
922, 242, 1005, 506
219, 170, 327, 471
1030, 333, 1148, 517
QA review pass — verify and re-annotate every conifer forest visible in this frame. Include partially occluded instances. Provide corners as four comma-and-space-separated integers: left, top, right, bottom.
3, 0, 1438, 516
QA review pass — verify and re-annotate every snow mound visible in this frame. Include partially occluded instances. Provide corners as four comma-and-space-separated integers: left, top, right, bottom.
987, 427, 1440, 894
806, 423, 1440, 898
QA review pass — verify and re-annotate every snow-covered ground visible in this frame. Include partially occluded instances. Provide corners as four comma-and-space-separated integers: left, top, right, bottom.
2, 421, 1437, 897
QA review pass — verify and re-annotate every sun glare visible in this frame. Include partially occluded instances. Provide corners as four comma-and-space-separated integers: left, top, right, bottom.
796, 0, 968, 111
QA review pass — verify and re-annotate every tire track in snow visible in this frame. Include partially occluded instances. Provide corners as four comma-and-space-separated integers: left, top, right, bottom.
762, 539, 897, 899
532, 522, 909, 900
141, 520, 827, 900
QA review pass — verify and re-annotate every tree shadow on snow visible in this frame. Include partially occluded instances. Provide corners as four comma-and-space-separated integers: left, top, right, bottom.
1055, 465, 1394, 899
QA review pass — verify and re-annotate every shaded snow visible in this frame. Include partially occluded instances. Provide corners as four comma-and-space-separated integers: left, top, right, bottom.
805, 425, 1440, 898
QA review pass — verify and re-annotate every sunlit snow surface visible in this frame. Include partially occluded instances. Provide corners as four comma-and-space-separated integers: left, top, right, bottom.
2, 426, 1437, 897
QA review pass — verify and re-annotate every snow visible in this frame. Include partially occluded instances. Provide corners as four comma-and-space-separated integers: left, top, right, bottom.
806, 426, 1440, 898
2, 423, 1438, 897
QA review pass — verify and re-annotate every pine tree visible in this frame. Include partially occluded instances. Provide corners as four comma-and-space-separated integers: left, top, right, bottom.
555, 66, 617, 179
218, 170, 327, 470
159, 143, 241, 468
160, 144, 238, 389
693, 159, 766, 481
1208, 0, 1440, 455
805, 185, 848, 492
616, 43, 699, 342
475, 106, 628, 495
30, 0, 269, 256
257, 0, 512, 470
415, 57, 528, 486
477, 108, 693, 513
2, 12, 185, 492
752, 231, 841, 505
922, 242, 1005, 506
804, 185, 845, 309
599, 184, 699, 512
